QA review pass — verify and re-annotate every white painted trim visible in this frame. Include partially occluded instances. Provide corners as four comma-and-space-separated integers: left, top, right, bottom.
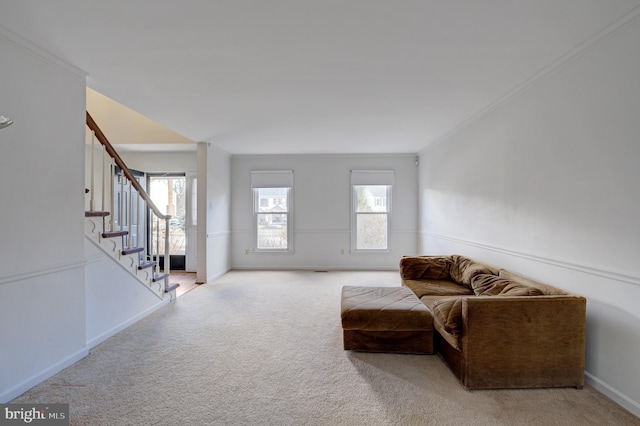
204, 267, 231, 284
85, 235, 165, 300
0, 348, 89, 403
0, 258, 86, 286
425, 231, 640, 414
0, 23, 87, 78
585, 372, 640, 419
206, 231, 231, 238
232, 153, 417, 160
293, 229, 349, 234
232, 266, 397, 272
235, 228, 417, 234
85, 253, 104, 264
1, 296, 169, 402
420, 4, 640, 155
86, 299, 169, 350
422, 232, 640, 287
197, 141, 231, 157
394, 229, 419, 234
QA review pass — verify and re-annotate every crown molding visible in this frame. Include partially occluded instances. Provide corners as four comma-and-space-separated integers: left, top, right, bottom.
420, 4, 640, 155
0, 23, 87, 78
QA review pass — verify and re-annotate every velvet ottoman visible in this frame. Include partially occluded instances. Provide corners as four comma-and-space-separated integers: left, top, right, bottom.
340, 286, 433, 354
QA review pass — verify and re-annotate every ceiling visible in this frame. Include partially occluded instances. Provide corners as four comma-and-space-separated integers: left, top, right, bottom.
2, 1, 639, 155
86, 88, 195, 151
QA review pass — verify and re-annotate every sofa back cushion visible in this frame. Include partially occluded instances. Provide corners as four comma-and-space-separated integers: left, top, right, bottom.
399, 256, 452, 280
471, 274, 544, 296
498, 269, 568, 295
449, 255, 499, 289
403, 278, 474, 298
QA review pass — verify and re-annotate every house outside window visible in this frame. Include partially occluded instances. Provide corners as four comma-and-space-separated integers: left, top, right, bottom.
353, 185, 391, 250
251, 170, 293, 251
350, 170, 394, 251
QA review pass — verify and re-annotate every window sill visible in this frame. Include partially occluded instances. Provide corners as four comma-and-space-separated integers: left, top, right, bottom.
251, 249, 295, 255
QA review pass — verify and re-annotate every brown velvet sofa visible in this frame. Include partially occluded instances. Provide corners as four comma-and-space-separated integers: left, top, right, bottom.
400, 254, 586, 390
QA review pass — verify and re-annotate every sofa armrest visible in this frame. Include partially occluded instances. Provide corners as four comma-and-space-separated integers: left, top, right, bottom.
460, 296, 586, 389
399, 256, 451, 280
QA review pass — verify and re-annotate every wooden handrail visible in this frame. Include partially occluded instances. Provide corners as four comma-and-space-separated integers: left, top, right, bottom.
86, 111, 170, 220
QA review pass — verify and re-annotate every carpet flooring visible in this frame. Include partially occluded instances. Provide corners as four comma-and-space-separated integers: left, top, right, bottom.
12, 270, 640, 425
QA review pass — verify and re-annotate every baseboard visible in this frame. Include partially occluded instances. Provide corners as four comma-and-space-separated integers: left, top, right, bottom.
86, 298, 170, 350
85, 235, 165, 300
0, 348, 89, 403
422, 231, 640, 417
585, 372, 640, 418
203, 267, 232, 284
3, 278, 171, 402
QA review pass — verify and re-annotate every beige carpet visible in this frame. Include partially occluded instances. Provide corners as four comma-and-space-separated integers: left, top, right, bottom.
12, 271, 640, 425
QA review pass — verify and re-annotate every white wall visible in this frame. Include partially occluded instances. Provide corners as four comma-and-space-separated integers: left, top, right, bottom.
84, 242, 167, 349
231, 154, 418, 270
418, 18, 640, 416
0, 29, 88, 401
118, 150, 196, 173
197, 143, 231, 283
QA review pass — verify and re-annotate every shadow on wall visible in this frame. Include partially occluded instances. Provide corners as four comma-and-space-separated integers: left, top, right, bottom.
585, 298, 640, 400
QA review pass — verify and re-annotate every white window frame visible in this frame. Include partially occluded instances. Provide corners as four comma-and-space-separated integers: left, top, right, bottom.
251, 171, 294, 253
351, 185, 392, 251
350, 170, 394, 252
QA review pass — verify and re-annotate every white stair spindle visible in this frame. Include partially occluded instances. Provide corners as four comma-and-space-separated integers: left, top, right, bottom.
119, 170, 124, 232
128, 179, 133, 248
89, 131, 95, 211
110, 162, 115, 231
101, 145, 106, 211
164, 216, 171, 279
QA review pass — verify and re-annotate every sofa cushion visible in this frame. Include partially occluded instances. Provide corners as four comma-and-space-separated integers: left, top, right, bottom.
449, 255, 496, 289
403, 278, 473, 298
471, 274, 544, 296
419, 295, 454, 311
431, 297, 463, 337
341, 286, 433, 331
399, 256, 452, 280
499, 269, 568, 295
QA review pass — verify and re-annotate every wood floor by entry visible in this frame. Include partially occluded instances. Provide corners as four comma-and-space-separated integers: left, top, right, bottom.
170, 272, 199, 297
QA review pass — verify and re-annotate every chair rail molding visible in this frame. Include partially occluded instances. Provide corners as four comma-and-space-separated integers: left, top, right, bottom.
421, 231, 640, 287
0, 258, 86, 286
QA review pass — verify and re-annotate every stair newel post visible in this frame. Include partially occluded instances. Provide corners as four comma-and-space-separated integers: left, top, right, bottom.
89, 130, 96, 211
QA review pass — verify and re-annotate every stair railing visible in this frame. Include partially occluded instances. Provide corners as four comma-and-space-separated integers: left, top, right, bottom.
86, 111, 173, 291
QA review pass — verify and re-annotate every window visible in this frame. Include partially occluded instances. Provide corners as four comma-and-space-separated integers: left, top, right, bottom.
353, 185, 391, 250
351, 170, 394, 251
251, 171, 293, 251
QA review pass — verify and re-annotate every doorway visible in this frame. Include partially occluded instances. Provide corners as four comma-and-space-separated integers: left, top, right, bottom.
148, 173, 188, 271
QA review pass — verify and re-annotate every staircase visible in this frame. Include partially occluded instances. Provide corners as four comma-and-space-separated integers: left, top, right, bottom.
85, 112, 179, 300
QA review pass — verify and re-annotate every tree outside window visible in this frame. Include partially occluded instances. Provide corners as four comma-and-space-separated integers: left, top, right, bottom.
353, 185, 391, 250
